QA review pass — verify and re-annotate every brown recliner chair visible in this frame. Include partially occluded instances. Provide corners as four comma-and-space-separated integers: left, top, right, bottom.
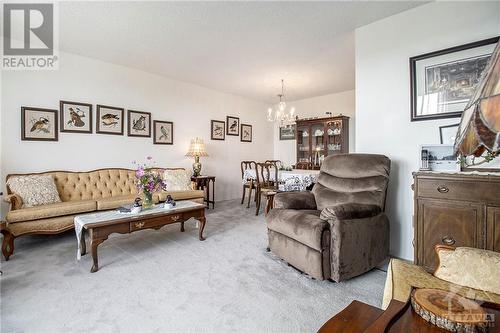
266, 154, 391, 282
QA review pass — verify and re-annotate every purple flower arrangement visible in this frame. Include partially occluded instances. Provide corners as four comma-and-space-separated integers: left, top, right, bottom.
133, 157, 166, 207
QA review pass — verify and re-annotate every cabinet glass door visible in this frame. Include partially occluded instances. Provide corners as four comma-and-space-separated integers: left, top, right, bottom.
311, 123, 325, 167
326, 120, 343, 155
296, 125, 310, 163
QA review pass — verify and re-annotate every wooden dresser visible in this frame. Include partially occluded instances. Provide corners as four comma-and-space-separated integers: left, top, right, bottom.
413, 171, 500, 271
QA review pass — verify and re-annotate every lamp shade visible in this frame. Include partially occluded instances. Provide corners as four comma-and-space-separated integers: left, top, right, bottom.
455, 41, 500, 157
185, 137, 209, 157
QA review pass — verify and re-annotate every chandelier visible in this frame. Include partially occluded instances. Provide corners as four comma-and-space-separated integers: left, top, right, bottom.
267, 79, 296, 126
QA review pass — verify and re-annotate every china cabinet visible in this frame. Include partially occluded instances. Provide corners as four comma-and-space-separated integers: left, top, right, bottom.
295, 116, 349, 169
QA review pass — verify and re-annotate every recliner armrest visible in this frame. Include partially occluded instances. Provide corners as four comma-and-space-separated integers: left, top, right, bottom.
320, 203, 381, 221
3, 194, 23, 210
273, 191, 317, 210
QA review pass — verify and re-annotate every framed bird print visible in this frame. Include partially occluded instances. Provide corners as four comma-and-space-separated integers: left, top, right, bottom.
96, 105, 124, 135
211, 120, 225, 140
60, 100, 92, 133
240, 124, 252, 142
127, 110, 151, 137
21, 107, 58, 141
226, 116, 240, 136
153, 120, 173, 145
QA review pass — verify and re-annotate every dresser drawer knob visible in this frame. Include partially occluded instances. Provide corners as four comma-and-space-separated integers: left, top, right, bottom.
171, 215, 181, 222
441, 236, 456, 246
436, 185, 449, 193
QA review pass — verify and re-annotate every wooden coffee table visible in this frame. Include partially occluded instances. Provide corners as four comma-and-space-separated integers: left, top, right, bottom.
75, 201, 206, 273
318, 298, 500, 332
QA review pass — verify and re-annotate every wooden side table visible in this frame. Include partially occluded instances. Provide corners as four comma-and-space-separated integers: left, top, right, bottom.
317, 298, 500, 333
191, 176, 215, 209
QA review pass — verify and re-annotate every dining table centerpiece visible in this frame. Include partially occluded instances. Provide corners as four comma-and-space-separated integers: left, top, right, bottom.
134, 157, 166, 209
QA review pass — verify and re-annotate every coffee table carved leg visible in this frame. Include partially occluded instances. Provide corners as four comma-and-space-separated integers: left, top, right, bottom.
80, 229, 86, 256
197, 217, 206, 241
180, 221, 185, 232
90, 238, 105, 273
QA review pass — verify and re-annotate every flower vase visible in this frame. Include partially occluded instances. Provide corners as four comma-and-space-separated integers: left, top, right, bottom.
142, 191, 154, 210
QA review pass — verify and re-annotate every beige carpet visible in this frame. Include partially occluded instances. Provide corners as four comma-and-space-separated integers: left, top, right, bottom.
0, 200, 386, 332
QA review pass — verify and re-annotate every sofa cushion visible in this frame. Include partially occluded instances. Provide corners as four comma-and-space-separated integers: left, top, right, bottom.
157, 190, 204, 202
266, 209, 327, 251
6, 200, 96, 223
434, 247, 500, 295
7, 175, 61, 208
7, 215, 76, 237
96, 195, 140, 211
163, 169, 193, 191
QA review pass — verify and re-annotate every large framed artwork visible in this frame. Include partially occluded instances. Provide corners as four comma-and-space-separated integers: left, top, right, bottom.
240, 124, 252, 142
60, 100, 92, 133
211, 120, 225, 140
153, 120, 173, 145
127, 110, 151, 137
21, 107, 58, 141
410, 36, 499, 121
226, 116, 240, 136
96, 105, 124, 135
279, 125, 296, 140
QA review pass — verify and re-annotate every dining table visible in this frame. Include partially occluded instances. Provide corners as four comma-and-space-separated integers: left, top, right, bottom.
243, 168, 319, 192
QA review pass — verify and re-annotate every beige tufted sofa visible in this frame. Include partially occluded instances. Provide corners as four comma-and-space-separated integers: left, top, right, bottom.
1, 168, 204, 260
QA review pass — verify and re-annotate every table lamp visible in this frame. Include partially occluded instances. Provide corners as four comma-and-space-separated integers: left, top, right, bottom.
186, 137, 208, 176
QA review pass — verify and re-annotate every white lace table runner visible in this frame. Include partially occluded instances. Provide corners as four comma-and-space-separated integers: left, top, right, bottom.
74, 200, 203, 260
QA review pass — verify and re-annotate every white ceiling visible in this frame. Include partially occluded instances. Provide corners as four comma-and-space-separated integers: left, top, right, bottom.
60, 1, 425, 103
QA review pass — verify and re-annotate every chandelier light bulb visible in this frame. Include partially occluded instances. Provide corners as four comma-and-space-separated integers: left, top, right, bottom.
279, 101, 286, 111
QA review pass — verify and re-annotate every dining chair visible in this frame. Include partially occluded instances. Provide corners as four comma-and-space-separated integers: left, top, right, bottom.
265, 160, 283, 170
241, 161, 257, 208
255, 162, 278, 215
295, 161, 313, 170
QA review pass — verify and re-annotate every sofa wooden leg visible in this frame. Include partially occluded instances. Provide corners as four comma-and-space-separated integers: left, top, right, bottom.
1, 229, 15, 261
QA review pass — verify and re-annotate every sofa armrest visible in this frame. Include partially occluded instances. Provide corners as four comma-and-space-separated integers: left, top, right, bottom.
320, 203, 381, 221
3, 194, 23, 210
273, 191, 316, 210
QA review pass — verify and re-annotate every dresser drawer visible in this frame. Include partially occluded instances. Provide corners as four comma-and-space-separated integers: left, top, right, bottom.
417, 178, 500, 204
130, 213, 184, 231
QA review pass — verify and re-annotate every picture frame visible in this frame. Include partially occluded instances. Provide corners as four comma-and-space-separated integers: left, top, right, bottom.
419, 144, 459, 172
410, 36, 499, 122
210, 120, 225, 140
127, 110, 151, 137
439, 123, 459, 145
240, 124, 252, 142
153, 120, 173, 145
60, 100, 92, 133
279, 125, 296, 140
226, 116, 240, 136
96, 105, 124, 135
21, 107, 58, 141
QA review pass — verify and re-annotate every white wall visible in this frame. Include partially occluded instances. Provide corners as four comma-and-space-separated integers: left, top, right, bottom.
273, 90, 355, 166
355, 1, 500, 260
1, 51, 273, 216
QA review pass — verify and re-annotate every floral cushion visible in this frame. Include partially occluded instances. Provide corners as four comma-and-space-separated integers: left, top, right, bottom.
434, 247, 500, 295
163, 169, 193, 191
7, 175, 61, 208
